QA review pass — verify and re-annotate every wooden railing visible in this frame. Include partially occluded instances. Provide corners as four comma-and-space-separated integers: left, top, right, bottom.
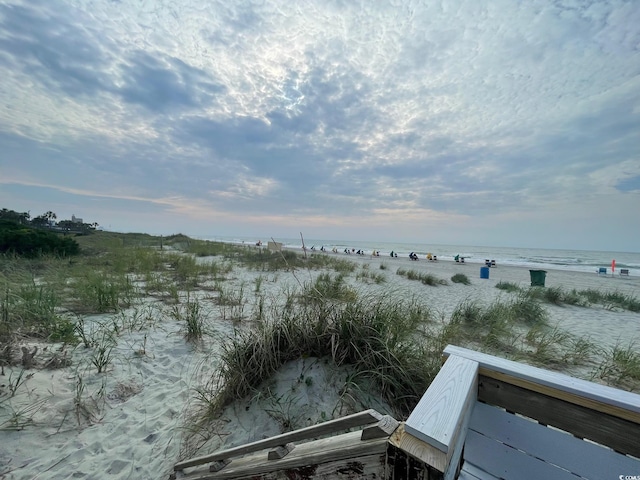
173, 345, 640, 480
443, 345, 640, 458
173, 409, 399, 478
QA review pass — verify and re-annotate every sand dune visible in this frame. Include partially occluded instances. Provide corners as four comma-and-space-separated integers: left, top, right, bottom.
1, 251, 638, 479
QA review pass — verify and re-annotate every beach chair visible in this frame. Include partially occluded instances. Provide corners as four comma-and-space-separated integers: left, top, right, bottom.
597, 267, 607, 275
620, 269, 630, 276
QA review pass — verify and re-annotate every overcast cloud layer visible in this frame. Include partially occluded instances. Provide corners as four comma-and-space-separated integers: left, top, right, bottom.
1, 0, 638, 251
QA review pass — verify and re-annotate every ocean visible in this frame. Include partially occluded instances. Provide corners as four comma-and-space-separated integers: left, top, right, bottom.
197, 235, 640, 275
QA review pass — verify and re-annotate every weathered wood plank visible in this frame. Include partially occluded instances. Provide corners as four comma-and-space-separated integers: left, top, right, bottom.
470, 401, 640, 479
405, 355, 478, 452
179, 430, 388, 479
360, 415, 400, 440
464, 430, 578, 480
175, 409, 382, 471
389, 423, 444, 472
477, 376, 640, 458
385, 442, 438, 480
209, 459, 231, 473
267, 443, 295, 460
443, 345, 640, 423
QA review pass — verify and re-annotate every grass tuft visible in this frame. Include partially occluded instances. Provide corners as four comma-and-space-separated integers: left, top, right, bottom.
495, 281, 520, 292
451, 273, 470, 285
198, 292, 436, 423
396, 268, 448, 286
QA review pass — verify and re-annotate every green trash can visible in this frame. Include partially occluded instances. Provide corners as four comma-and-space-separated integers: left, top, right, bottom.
529, 270, 547, 287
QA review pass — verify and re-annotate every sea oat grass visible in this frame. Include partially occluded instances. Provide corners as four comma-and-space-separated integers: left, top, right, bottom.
576, 288, 640, 311
451, 273, 470, 285
201, 292, 435, 421
524, 326, 571, 365
593, 342, 640, 390
69, 270, 136, 313
450, 295, 547, 351
300, 273, 357, 304
171, 294, 207, 341
495, 281, 520, 292
562, 336, 598, 365
396, 268, 448, 286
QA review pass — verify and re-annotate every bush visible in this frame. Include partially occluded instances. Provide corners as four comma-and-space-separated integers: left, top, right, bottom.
495, 281, 520, 292
451, 273, 470, 285
202, 292, 436, 420
0, 220, 79, 258
397, 268, 448, 286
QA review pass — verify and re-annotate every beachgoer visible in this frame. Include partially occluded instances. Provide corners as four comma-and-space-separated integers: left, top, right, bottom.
455, 254, 459, 262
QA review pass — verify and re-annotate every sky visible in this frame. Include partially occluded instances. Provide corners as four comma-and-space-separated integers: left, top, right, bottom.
0, 0, 639, 252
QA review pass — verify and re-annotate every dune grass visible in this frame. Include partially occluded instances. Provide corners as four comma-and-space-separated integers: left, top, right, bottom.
593, 342, 640, 389
3, 229, 638, 445
495, 281, 638, 311
495, 280, 520, 292
356, 265, 386, 284
580, 289, 640, 312
449, 293, 548, 352
195, 291, 437, 423
451, 273, 470, 285
396, 268, 448, 286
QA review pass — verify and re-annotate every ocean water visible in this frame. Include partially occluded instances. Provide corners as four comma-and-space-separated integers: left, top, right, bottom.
198, 235, 640, 275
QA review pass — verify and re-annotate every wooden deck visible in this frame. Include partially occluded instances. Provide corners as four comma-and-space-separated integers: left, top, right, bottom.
173, 345, 640, 480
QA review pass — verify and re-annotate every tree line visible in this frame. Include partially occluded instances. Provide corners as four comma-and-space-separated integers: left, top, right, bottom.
0, 208, 98, 257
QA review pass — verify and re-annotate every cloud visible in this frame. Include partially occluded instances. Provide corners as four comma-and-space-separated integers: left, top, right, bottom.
0, 1, 114, 97
0, 0, 638, 249
117, 52, 225, 112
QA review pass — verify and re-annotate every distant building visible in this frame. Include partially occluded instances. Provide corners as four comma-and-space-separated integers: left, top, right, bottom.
71, 214, 83, 224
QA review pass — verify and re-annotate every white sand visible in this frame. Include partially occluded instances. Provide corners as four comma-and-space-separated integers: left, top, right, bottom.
1, 251, 638, 479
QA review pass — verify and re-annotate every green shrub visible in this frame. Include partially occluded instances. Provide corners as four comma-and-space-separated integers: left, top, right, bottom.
451, 273, 470, 285
201, 292, 435, 421
397, 268, 448, 286
0, 220, 79, 258
495, 281, 520, 292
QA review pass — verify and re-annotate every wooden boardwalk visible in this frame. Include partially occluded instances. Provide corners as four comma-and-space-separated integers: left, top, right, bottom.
172, 345, 640, 480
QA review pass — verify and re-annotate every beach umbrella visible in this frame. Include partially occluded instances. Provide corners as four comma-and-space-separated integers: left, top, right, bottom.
611, 259, 616, 274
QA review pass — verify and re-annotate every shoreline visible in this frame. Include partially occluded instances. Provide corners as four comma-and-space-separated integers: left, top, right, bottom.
285, 244, 640, 293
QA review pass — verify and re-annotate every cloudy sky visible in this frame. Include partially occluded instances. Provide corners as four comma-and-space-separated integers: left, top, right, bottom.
0, 0, 638, 251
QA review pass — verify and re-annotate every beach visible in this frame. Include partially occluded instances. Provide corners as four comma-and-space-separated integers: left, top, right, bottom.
1, 242, 639, 479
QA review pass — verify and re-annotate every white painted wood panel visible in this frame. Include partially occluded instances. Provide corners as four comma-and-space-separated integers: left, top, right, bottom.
464, 429, 578, 480
405, 355, 478, 452
444, 345, 640, 420
470, 401, 640, 480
